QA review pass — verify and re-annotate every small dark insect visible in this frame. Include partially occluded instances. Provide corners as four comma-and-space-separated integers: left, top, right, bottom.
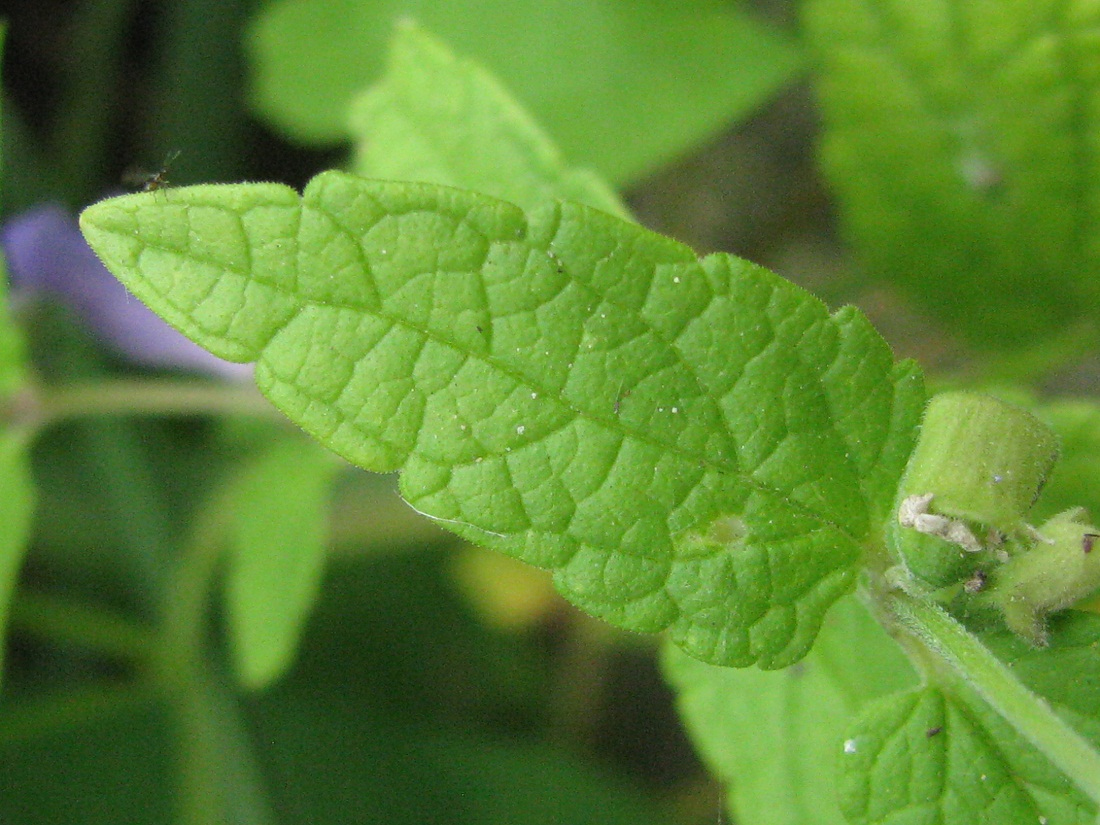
963, 569, 987, 594
926, 726, 943, 738
613, 384, 630, 415
123, 150, 181, 192
1084, 533, 1098, 554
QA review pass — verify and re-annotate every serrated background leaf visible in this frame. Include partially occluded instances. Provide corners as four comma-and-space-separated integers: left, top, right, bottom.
663, 595, 917, 825
348, 23, 626, 217
804, 0, 1100, 350
226, 436, 340, 690
80, 172, 923, 667
247, 0, 802, 185
839, 682, 1095, 825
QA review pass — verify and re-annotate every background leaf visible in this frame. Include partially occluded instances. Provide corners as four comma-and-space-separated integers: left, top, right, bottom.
225, 436, 341, 689
0, 550, 668, 825
242, 552, 672, 825
664, 595, 916, 825
0, 433, 35, 688
838, 680, 1095, 825
0, 265, 23, 397
80, 172, 924, 667
0, 21, 35, 690
0, 701, 174, 825
247, 0, 802, 185
1034, 399, 1100, 522
348, 22, 626, 216
804, 0, 1100, 351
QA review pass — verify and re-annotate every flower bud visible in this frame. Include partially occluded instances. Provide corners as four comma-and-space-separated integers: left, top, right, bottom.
891, 392, 1059, 588
990, 508, 1100, 646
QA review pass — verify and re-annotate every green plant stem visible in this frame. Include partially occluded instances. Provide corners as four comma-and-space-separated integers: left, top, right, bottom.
31, 378, 280, 431
9, 590, 156, 662
889, 591, 1100, 807
179, 663, 277, 825
157, 481, 230, 686
173, 665, 225, 825
155, 482, 235, 825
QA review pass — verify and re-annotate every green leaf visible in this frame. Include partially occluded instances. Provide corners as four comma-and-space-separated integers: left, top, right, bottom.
839, 683, 1095, 825
79, 171, 923, 667
247, 0, 802, 185
804, 0, 1100, 350
663, 595, 917, 825
0, 433, 34, 688
0, 20, 26, 401
0, 21, 34, 691
0, 268, 24, 399
0, 701, 174, 825
348, 22, 626, 217
226, 437, 340, 689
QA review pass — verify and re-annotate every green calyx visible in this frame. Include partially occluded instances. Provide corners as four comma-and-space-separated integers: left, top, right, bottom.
890, 392, 1059, 590
901, 392, 1059, 532
890, 391, 1100, 646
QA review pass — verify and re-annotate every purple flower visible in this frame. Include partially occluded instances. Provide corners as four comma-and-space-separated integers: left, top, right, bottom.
2, 204, 252, 381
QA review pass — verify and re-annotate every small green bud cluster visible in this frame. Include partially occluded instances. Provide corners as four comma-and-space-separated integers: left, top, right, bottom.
992, 508, 1100, 646
890, 392, 1100, 646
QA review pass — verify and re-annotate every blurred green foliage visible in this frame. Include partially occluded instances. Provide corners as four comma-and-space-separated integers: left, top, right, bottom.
805, 0, 1100, 355
249, 0, 802, 185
